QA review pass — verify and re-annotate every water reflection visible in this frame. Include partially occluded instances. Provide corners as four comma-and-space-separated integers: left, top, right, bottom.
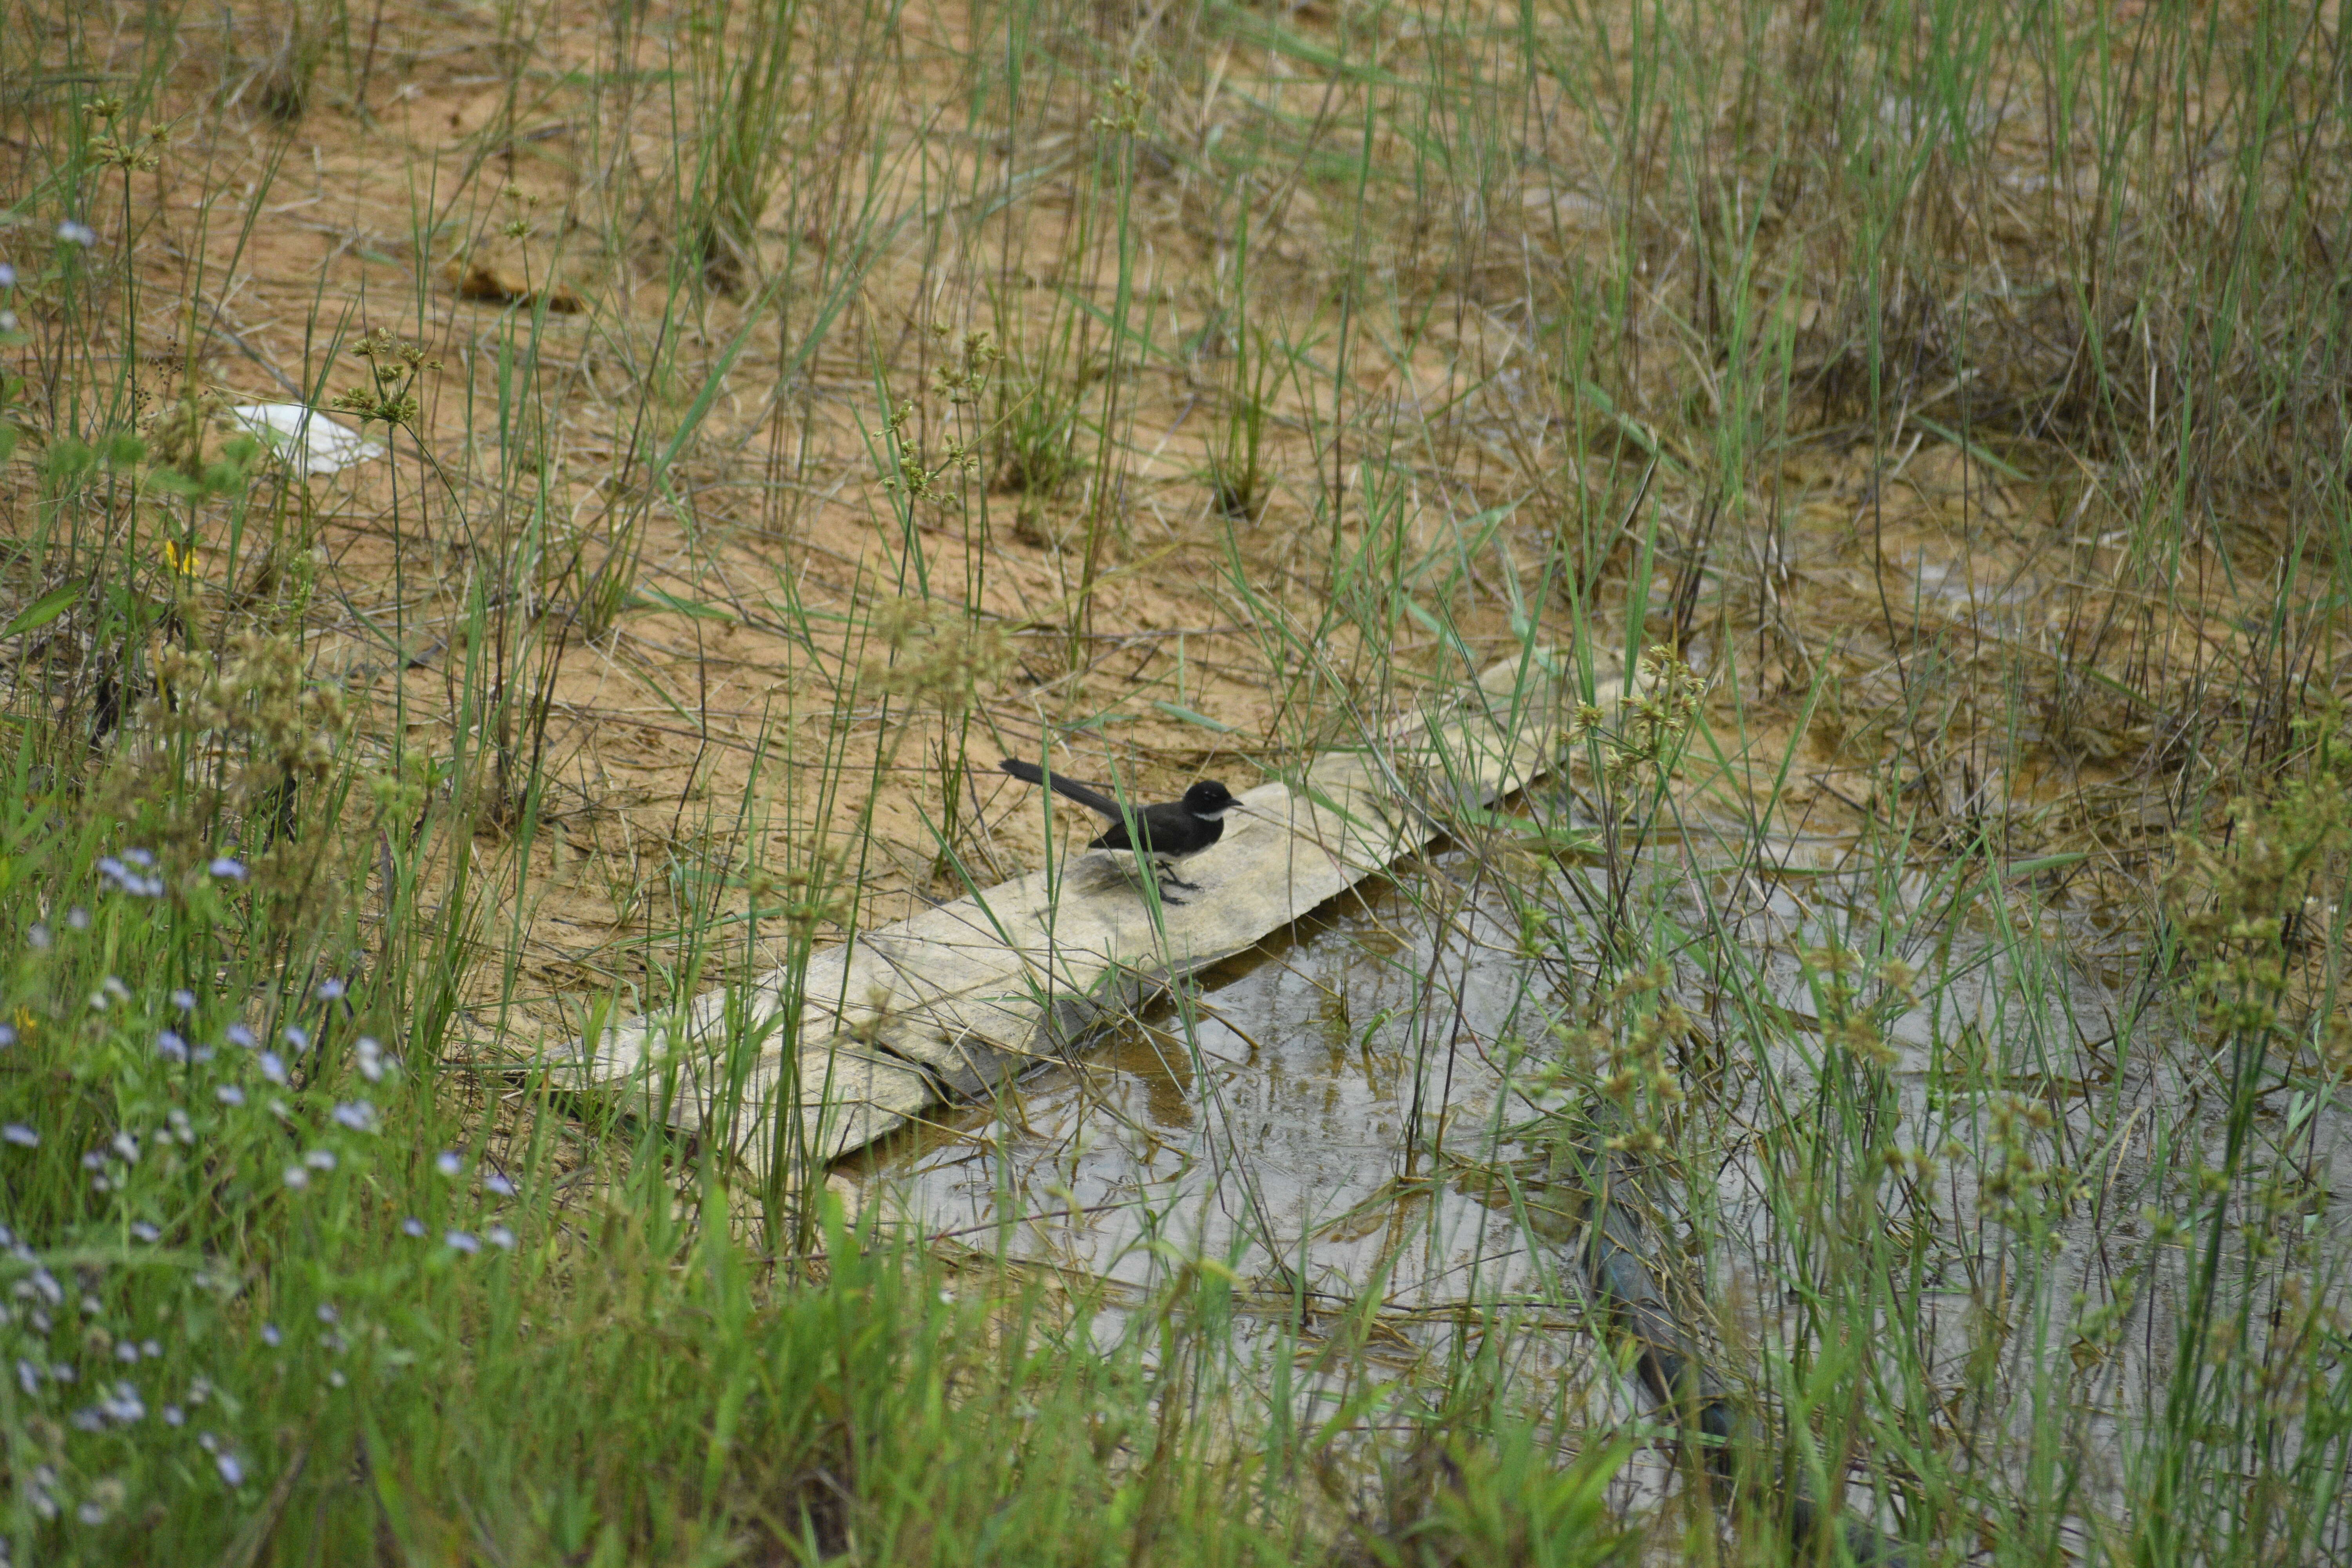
841, 828, 2352, 1545
845, 862, 1601, 1383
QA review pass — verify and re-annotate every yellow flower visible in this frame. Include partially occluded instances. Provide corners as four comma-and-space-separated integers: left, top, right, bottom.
161, 538, 201, 579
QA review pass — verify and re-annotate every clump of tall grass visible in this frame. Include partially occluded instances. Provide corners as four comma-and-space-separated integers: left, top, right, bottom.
682, 0, 804, 291
252, 0, 327, 125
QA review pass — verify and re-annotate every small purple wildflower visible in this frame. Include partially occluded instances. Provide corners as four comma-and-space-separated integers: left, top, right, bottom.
445, 1230, 480, 1255
486, 1225, 516, 1250
209, 857, 246, 880
259, 1324, 281, 1347
227, 1024, 256, 1049
157, 1030, 188, 1063
258, 1052, 287, 1085
216, 1453, 243, 1487
56, 220, 97, 247
401, 1217, 426, 1238
2, 1124, 37, 1147
215, 1085, 246, 1107
171, 989, 197, 1013
483, 1172, 515, 1197
98, 855, 167, 896
316, 978, 345, 1001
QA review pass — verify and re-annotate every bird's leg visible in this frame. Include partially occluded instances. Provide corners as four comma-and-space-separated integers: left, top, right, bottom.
1153, 858, 1201, 892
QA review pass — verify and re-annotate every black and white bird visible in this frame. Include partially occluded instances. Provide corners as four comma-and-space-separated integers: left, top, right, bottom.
998, 758, 1242, 902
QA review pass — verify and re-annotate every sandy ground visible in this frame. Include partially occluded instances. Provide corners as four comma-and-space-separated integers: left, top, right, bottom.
4, 0, 2316, 1062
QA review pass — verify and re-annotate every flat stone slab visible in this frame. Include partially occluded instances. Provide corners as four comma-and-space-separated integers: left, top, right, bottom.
544, 648, 1617, 1178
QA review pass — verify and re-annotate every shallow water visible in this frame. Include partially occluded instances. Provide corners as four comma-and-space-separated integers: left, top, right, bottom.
849, 863, 1609, 1384
846, 830, 2352, 1546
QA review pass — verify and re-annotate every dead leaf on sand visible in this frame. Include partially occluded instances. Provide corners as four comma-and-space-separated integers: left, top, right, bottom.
445, 257, 583, 314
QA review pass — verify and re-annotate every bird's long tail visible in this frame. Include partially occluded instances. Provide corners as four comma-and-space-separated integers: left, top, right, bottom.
998, 757, 1124, 821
